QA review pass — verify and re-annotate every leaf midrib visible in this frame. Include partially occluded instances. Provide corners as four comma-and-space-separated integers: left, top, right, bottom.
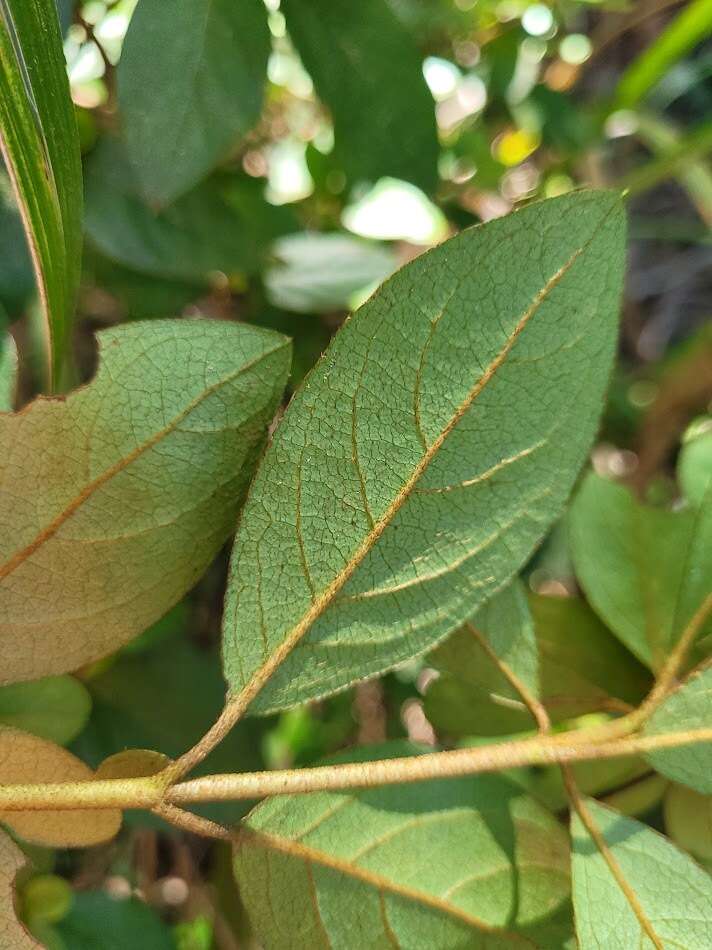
229, 213, 612, 707
0, 340, 287, 581
239, 826, 533, 945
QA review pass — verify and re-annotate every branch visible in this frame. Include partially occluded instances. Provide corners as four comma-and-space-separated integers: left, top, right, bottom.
0, 727, 708, 813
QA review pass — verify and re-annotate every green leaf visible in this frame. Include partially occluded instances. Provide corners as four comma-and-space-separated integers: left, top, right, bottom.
679, 426, 712, 507
570, 472, 712, 670
571, 798, 712, 948
0, 0, 82, 388
117, 0, 269, 207
0, 829, 40, 949
0, 332, 17, 412
643, 662, 712, 793
0, 676, 90, 745
426, 593, 650, 737
0, 177, 33, 317
614, 0, 712, 109
0, 319, 290, 685
84, 138, 295, 282
235, 743, 570, 947
281, 0, 439, 192
664, 783, 712, 864
265, 233, 397, 315
222, 192, 626, 713
56, 892, 175, 950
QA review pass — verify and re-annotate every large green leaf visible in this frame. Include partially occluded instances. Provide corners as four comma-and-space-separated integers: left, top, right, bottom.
0, 829, 39, 949
426, 593, 650, 737
282, 0, 439, 192
117, 0, 269, 206
235, 743, 570, 947
0, 320, 290, 684
221, 191, 625, 714
643, 662, 712, 793
0, 675, 90, 745
0, 0, 82, 388
84, 138, 295, 282
571, 798, 712, 948
570, 472, 712, 670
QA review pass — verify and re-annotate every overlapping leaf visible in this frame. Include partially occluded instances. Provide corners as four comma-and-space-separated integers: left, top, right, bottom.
282, 0, 439, 192
570, 472, 712, 670
0, 676, 90, 745
118, 0, 270, 206
0, 726, 121, 847
235, 743, 570, 947
0, 320, 290, 684
0, 0, 82, 387
221, 191, 625, 714
0, 334, 16, 412
571, 798, 712, 948
0, 830, 38, 949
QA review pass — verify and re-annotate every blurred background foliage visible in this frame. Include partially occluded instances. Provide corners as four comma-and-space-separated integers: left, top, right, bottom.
2, 0, 711, 946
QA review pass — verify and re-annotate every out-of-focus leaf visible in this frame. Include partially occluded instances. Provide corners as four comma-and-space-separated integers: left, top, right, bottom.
643, 662, 712, 793
0, 677, 90, 745
664, 783, 712, 863
0, 0, 83, 388
571, 799, 712, 948
0, 332, 17, 412
0, 180, 33, 317
281, 0, 438, 192
56, 892, 175, 950
570, 472, 712, 670
426, 593, 650, 737
0, 726, 121, 847
235, 742, 570, 946
0, 320, 290, 684
84, 138, 297, 282
265, 233, 397, 314
614, 0, 712, 109
0, 829, 39, 949
221, 193, 626, 714
679, 426, 712, 507
95, 749, 170, 780
117, 0, 269, 206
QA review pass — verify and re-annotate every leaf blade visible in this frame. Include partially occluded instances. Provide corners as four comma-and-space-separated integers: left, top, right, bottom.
0, 319, 290, 684
0, 829, 39, 949
222, 191, 626, 713
0, 0, 82, 388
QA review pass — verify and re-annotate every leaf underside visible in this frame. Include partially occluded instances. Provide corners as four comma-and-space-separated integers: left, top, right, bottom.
221, 191, 626, 714
0, 320, 290, 683
0, 829, 39, 949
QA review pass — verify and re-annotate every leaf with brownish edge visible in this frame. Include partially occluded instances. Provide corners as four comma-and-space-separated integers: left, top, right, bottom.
0, 726, 121, 847
0, 319, 290, 684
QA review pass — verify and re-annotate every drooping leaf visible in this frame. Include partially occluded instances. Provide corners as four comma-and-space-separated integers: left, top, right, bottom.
235, 743, 570, 947
56, 891, 175, 950
570, 472, 712, 670
664, 783, 712, 864
0, 829, 39, 949
281, 0, 439, 192
571, 798, 712, 948
426, 593, 650, 737
117, 0, 270, 206
0, 0, 82, 387
84, 138, 296, 282
0, 319, 290, 684
0, 333, 16, 412
643, 662, 712, 793
222, 192, 625, 714
0, 726, 121, 847
0, 676, 90, 745
265, 233, 397, 315
679, 426, 712, 507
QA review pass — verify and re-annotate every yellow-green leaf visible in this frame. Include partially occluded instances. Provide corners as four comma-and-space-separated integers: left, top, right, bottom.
0, 829, 39, 949
0, 320, 290, 684
0, 726, 121, 847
